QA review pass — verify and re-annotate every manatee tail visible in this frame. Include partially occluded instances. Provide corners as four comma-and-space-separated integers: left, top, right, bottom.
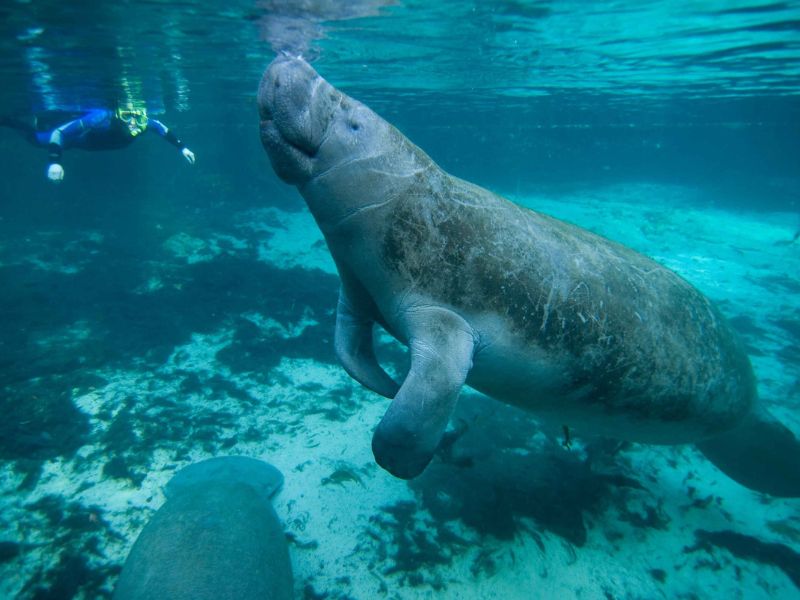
696, 407, 800, 497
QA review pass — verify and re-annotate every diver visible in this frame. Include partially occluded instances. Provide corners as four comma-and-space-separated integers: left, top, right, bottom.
0, 107, 195, 182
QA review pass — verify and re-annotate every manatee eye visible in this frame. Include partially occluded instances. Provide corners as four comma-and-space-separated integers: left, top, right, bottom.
349, 122, 360, 131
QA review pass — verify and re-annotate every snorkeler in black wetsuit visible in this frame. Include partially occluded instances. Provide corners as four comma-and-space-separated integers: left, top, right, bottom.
0, 107, 195, 182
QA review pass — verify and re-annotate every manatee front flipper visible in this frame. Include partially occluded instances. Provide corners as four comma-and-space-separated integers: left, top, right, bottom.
696, 406, 800, 497
334, 286, 400, 398
372, 307, 476, 479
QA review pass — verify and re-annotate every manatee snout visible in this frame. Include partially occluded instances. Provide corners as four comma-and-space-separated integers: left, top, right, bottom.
257, 54, 316, 125
259, 56, 312, 184
258, 55, 342, 185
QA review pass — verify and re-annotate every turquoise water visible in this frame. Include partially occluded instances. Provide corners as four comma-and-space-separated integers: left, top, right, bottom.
1, 1, 799, 598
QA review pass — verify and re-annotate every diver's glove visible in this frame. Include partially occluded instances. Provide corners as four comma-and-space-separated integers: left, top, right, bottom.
181, 147, 195, 165
47, 163, 64, 182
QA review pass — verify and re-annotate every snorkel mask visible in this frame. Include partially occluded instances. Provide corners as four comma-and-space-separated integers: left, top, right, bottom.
117, 107, 148, 136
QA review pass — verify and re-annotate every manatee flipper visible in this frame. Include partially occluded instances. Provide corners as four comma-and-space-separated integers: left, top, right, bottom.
696, 406, 800, 497
372, 307, 475, 479
334, 286, 399, 398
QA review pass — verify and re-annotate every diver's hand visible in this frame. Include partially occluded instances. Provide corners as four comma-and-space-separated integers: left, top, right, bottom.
181, 147, 195, 165
47, 163, 64, 182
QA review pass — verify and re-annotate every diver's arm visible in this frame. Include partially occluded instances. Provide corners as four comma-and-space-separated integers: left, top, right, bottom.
46, 128, 65, 181
147, 119, 195, 164
46, 109, 111, 182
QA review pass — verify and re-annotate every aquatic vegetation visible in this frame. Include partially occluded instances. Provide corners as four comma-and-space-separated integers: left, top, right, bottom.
755, 274, 800, 295
772, 315, 800, 343
367, 500, 455, 590
302, 582, 357, 600
618, 501, 671, 531
0, 541, 24, 565
285, 532, 319, 550
688, 529, 800, 590
469, 546, 500, 578
412, 395, 644, 546
16, 495, 119, 599
23, 553, 114, 600
649, 568, 667, 583
766, 519, 800, 544
727, 314, 767, 338
303, 385, 363, 422
321, 464, 365, 488
1, 379, 90, 463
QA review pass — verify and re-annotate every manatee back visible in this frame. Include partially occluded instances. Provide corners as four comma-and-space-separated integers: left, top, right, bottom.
165, 456, 284, 499
114, 457, 292, 600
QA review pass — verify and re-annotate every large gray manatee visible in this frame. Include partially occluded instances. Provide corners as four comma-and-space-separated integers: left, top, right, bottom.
258, 55, 800, 496
113, 457, 292, 600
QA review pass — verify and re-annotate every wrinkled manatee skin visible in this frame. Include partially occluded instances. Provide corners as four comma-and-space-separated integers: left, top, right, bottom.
256, 56, 800, 496
114, 458, 292, 600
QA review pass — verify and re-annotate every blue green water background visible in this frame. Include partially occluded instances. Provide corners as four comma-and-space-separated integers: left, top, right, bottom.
1, 1, 799, 598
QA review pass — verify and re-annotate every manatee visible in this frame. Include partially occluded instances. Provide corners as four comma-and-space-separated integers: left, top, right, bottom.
257, 55, 800, 497
113, 456, 292, 600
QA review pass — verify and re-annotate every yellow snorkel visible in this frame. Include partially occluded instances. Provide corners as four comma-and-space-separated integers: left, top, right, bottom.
116, 106, 149, 136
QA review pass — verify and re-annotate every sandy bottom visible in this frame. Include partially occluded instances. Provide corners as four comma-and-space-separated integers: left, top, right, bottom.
1, 181, 799, 599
